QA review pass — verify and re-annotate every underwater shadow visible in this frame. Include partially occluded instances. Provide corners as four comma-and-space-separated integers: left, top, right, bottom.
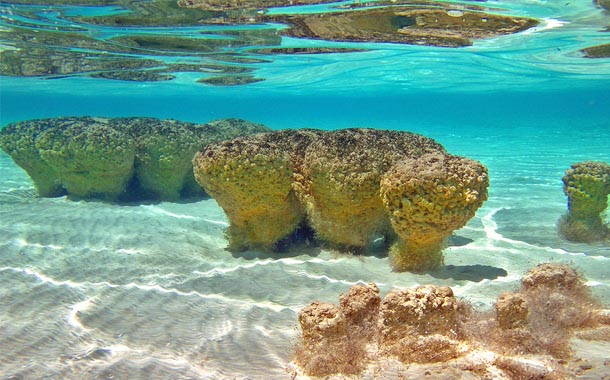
447, 234, 474, 247
229, 224, 322, 261
228, 246, 322, 261
428, 264, 508, 282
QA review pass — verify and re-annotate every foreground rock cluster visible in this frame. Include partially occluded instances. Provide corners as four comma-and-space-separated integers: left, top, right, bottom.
558, 161, 610, 243
193, 128, 489, 272
293, 263, 610, 378
0, 117, 269, 201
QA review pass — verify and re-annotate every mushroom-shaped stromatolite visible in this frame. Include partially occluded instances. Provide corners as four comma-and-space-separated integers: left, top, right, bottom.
301, 129, 446, 248
558, 161, 610, 243
125, 118, 203, 200
34, 117, 136, 199
193, 130, 322, 250
193, 128, 488, 271
0, 119, 63, 197
380, 153, 489, 272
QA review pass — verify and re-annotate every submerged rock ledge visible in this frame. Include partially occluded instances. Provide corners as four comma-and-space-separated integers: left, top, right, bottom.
292, 263, 610, 379
0, 116, 270, 201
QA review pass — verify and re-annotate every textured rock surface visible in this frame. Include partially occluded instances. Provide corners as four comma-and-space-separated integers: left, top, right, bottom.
379, 285, 459, 342
522, 263, 582, 291
35, 119, 136, 199
293, 264, 608, 378
339, 283, 381, 339
296, 301, 366, 376
0, 116, 269, 201
194, 128, 488, 270
301, 129, 446, 248
193, 131, 303, 250
495, 292, 528, 330
380, 152, 489, 271
558, 161, 610, 242
0, 119, 63, 197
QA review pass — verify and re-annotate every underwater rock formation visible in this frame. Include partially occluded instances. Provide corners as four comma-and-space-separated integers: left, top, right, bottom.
295, 283, 380, 376
380, 153, 489, 271
378, 285, 463, 364
34, 118, 137, 199
178, 0, 334, 11
193, 128, 488, 271
0, 116, 269, 201
301, 129, 446, 249
558, 161, 610, 243
292, 263, 609, 378
193, 131, 306, 250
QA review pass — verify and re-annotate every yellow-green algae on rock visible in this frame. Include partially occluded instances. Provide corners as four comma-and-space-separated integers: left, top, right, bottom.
380, 153, 489, 271
558, 161, 610, 243
193, 132, 303, 251
301, 129, 447, 249
0, 116, 270, 201
34, 118, 137, 199
193, 128, 489, 272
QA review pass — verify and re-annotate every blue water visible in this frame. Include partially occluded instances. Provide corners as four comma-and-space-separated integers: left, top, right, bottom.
1, 0, 610, 379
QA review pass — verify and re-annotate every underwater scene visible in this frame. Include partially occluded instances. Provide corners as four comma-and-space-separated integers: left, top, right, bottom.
1, 0, 610, 379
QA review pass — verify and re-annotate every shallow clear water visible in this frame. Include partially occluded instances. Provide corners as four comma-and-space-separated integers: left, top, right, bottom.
1, 0, 610, 379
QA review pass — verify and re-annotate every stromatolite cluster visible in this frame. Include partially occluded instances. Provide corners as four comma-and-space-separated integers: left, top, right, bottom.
0, 117, 269, 201
193, 128, 489, 272
293, 263, 608, 378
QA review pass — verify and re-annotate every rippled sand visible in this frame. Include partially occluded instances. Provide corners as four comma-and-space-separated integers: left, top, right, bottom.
1, 120, 609, 379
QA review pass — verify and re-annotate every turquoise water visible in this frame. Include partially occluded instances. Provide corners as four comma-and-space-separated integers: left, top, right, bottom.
1, 0, 610, 379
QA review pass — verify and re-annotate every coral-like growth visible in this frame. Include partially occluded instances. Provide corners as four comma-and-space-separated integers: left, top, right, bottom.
380, 153, 489, 272
295, 301, 367, 376
193, 128, 488, 271
558, 161, 610, 243
478, 263, 599, 359
125, 118, 202, 200
495, 292, 528, 330
292, 263, 609, 378
0, 116, 269, 201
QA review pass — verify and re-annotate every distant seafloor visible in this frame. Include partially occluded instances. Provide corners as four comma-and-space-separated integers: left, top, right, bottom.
1, 88, 609, 379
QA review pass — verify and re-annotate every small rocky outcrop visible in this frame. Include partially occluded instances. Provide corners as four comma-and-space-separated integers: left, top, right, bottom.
558, 161, 610, 243
292, 263, 609, 378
